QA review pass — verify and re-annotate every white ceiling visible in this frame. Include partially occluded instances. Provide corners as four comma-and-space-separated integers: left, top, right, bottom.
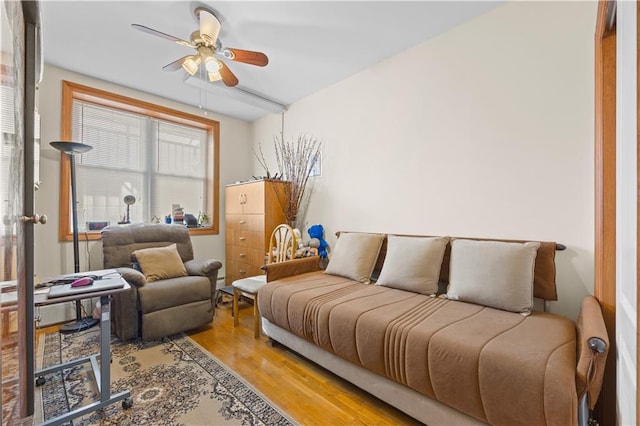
41, 1, 500, 122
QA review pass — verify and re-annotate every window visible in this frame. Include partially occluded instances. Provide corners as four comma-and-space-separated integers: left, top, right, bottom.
58, 81, 219, 240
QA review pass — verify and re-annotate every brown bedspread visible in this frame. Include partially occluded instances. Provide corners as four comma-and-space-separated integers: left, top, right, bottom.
259, 271, 578, 426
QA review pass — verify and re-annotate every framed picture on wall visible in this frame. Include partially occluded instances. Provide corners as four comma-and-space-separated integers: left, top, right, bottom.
309, 152, 321, 177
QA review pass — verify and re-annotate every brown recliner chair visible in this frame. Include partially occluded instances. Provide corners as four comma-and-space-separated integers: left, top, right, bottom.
101, 223, 222, 341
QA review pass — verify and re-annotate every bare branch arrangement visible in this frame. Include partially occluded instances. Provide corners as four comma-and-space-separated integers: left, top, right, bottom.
273, 134, 321, 226
253, 142, 280, 180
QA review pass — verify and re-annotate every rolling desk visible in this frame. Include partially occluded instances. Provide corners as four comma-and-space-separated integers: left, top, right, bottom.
35, 270, 132, 425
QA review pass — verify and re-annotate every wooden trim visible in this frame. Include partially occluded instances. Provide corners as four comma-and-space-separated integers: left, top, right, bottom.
58, 81, 220, 241
62, 81, 215, 129
58, 81, 73, 241
593, 1, 616, 424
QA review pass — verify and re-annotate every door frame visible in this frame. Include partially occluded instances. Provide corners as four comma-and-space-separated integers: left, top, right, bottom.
594, 1, 617, 424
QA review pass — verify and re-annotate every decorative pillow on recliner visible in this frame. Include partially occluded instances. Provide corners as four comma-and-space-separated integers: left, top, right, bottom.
132, 243, 188, 282
446, 239, 540, 315
376, 235, 449, 294
324, 232, 385, 283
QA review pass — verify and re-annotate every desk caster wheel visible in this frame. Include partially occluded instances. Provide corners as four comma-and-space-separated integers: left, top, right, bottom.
35, 376, 46, 387
122, 398, 133, 409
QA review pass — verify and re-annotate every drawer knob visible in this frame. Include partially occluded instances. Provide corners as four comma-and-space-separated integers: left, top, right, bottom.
239, 237, 246, 241
239, 220, 246, 224
239, 253, 246, 257
239, 270, 246, 275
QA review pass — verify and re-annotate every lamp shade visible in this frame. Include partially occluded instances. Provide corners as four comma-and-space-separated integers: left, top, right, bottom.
208, 71, 222, 82
181, 55, 201, 76
50, 141, 92, 155
204, 56, 221, 73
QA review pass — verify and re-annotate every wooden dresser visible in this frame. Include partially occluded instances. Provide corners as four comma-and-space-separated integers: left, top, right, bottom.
225, 180, 288, 285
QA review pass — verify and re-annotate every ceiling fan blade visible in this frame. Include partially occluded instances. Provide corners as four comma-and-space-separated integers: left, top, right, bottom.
131, 24, 193, 48
223, 48, 269, 67
162, 56, 191, 72
218, 61, 239, 87
197, 8, 221, 46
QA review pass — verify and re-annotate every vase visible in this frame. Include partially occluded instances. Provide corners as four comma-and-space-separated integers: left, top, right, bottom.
288, 217, 297, 229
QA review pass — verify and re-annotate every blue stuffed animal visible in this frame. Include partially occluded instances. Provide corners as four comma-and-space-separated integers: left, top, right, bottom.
307, 224, 329, 258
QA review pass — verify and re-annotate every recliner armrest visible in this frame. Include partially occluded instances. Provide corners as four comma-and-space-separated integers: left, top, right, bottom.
116, 267, 146, 287
185, 259, 222, 299
576, 295, 609, 410
112, 267, 145, 341
184, 259, 223, 277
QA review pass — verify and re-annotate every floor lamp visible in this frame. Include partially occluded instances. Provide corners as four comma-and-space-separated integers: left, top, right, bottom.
50, 141, 99, 333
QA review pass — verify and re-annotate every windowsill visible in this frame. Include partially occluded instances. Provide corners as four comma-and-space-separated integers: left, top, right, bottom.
60, 224, 219, 241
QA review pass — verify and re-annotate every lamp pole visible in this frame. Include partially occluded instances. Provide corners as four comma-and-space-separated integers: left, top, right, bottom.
50, 141, 99, 333
70, 150, 80, 274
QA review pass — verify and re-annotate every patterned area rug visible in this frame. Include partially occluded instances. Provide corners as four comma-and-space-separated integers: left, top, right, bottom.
36, 329, 295, 425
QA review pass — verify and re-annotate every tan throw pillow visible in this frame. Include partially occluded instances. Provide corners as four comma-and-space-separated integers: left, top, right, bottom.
376, 235, 449, 294
133, 243, 188, 282
325, 232, 385, 283
446, 239, 540, 315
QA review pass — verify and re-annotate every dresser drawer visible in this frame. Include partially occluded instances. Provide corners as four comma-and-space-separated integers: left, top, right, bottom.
225, 214, 264, 231
225, 260, 264, 285
225, 228, 265, 249
226, 245, 267, 267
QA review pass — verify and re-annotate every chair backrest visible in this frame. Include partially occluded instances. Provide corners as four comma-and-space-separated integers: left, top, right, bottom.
101, 223, 194, 269
267, 224, 298, 264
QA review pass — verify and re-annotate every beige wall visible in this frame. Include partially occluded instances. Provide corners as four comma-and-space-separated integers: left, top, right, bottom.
35, 65, 251, 321
251, 1, 597, 320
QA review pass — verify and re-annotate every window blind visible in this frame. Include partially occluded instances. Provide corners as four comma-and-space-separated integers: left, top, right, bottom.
72, 100, 208, 230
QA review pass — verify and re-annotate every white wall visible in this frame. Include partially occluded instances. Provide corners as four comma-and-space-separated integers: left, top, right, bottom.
251, 1, 596, 320
35, 65, 252, 322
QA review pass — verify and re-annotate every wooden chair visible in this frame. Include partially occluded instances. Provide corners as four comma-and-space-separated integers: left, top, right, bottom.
232, 224, 297, 338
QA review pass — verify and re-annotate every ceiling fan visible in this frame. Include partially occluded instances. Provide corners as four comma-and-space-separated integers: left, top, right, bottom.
132, 7, 268, 87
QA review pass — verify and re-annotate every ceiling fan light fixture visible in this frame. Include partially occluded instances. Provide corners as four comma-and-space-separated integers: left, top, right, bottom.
204, 56, 222, 73
133, 7, 269, 88
182, 55, 201, 76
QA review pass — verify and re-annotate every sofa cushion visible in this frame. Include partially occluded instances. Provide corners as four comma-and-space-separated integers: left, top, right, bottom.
324, 232, 385, 283
133, 243, 188, 282
342, 231, 559, 301
446, 239, 540, 315
138, 275, 212, 314
376, 235, 448, 294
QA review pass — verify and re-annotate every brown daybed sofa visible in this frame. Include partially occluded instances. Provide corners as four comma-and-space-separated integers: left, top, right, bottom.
258, 233, 609, 426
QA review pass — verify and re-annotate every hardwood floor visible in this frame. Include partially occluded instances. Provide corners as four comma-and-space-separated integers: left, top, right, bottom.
188, 299, 421, 425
